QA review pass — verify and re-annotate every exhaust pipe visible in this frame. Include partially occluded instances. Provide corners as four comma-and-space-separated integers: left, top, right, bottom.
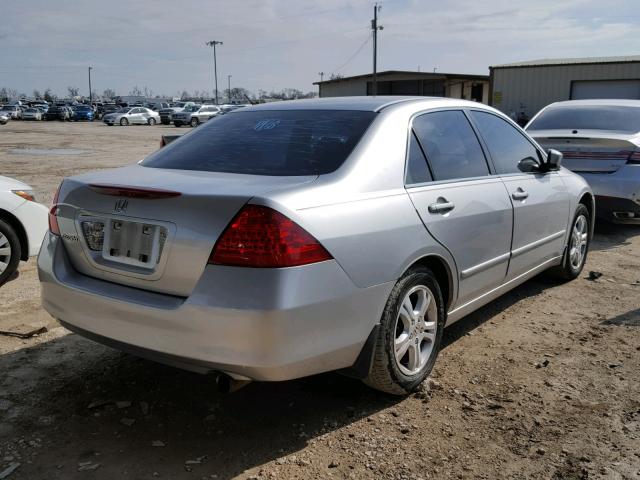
215, 373, 251, 393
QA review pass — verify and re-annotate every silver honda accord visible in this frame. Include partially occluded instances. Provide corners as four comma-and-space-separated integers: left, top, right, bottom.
39, 97, 594, 394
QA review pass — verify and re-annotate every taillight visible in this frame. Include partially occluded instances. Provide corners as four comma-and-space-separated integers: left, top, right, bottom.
49, 183, 61, 236
209, 205, 332, 268
628, 151, 640, 164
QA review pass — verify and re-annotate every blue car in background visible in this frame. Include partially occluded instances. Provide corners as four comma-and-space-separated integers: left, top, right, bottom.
72, 105, 94, 121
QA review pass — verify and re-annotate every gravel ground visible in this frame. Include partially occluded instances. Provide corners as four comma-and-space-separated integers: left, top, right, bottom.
0, 121, 639, 480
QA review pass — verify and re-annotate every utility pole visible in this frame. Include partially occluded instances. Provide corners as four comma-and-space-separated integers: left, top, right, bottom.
88, 66, 93, 106
227, 74, 232, 103
206, 40, 223, 104
318, 72, 324, 82
371, 4, 383, 96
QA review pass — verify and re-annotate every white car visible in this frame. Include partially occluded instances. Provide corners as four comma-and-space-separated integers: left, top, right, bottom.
526, 99, 640, 224
102, 107, 160, 126
0, 176, 49, 285
22, 108, 43, 121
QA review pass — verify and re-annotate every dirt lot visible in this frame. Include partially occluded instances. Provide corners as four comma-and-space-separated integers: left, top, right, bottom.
0, 121, 639, 480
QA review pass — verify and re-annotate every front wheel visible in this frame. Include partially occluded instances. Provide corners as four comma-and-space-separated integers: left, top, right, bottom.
0, 219, 21, 286
552, 204, 590, 280
120, 117, 129, 126
148, 117, 157, 126
364, 266, 445, 395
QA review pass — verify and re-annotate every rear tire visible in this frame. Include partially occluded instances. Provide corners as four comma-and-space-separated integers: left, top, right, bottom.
174, 121, 182, 127
148, 117, 157, 126
0, 219, 21, 286
551, 204, 590, 280
120, 117, 129, 126
364, 266, 445, 395
190, 117, 199, 127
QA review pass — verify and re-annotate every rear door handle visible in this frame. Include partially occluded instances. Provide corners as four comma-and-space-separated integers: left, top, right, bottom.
512, 188, 529, 200
428, 199, 455, 214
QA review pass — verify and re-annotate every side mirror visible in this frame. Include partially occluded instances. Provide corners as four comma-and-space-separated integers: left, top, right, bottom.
518, 156, 541, 173
545, 149, 563, 171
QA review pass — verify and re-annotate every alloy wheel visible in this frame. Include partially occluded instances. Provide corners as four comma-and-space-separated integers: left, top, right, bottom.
569, 214, 588, 269
393, 285, 438, 376
0, 232, 12, 275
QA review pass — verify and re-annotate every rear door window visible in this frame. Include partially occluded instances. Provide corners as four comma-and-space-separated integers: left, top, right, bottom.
405, 131, 432, 184
412, 110, 489, 181
142, 110, 377, 176
470, 110, 541, 174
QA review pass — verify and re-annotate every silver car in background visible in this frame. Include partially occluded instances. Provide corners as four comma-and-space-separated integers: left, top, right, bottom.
39, 97, 593, 395
102, 106, 160, 126
527, 99, 640, 224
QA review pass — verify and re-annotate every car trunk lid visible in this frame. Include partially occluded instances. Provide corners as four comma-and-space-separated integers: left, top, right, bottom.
56, 165, 316, 296
529, 129, 637, 173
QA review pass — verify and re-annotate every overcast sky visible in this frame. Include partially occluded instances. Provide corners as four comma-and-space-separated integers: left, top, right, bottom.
2, 0, 639, 98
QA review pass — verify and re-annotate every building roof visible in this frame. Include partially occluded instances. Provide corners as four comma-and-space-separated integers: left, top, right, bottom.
313, 70, 489, 85
492, 55, 640, 69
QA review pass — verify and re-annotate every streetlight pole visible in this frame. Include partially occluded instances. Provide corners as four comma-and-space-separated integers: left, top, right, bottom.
206, 40, 223, 105
227, 75, 232, 103
88, 66, 93, 106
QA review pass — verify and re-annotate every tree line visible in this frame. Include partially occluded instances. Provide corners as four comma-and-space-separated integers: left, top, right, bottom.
0, 85, 317, 103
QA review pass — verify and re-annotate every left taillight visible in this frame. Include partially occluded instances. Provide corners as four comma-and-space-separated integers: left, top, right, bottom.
209, 204, 332, 268
49, 183, 61, 236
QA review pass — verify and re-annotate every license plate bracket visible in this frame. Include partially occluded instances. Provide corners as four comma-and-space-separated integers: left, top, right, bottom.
102, 219, 165, 268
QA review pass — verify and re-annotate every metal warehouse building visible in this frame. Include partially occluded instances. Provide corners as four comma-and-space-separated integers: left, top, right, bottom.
315, 70, 490, 103
490, 55, 640, 119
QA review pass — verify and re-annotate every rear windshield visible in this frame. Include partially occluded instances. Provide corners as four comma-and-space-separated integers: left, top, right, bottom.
142, 110, 377, 176
527, 105, 640, 133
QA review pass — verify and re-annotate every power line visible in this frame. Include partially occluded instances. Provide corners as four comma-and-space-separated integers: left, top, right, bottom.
329, 33, 371, 75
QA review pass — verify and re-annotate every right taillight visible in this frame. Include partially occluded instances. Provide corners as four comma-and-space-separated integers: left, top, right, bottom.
49, 183, 61, 236
628, 151, 640, 164
209, 204, 332, 268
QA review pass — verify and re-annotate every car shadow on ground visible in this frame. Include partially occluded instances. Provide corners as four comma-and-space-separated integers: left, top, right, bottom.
602, 307, 640, 327
0, 332, 402, 479
591, 221, 640, 251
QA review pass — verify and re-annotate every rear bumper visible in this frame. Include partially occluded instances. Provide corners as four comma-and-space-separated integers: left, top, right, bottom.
580, 166, 640, 222
38, 233, 391, 381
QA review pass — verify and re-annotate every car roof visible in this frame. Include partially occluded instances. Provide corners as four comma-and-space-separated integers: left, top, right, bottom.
241, 96, 457, 112
547, 99, 640, 108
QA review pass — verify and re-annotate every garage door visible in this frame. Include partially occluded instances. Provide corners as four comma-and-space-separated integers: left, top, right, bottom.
571, 80, 640, 100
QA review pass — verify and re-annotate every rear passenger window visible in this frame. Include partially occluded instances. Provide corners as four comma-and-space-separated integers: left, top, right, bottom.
412, 111, 489, 181
405, 131, 432, 184
470, 111, 541, 174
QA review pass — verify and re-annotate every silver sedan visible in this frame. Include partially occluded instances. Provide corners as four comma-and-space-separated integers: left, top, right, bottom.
39, 97, 593, 395
102, 106, 160, 126
526, 99, 640, 224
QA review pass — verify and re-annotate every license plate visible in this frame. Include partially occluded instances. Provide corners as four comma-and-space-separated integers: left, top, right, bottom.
102, 219, 167, 267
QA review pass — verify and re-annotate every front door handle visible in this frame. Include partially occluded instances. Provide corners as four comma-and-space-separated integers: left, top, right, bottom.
512, 188, 529, 200
428, 198, 455, 214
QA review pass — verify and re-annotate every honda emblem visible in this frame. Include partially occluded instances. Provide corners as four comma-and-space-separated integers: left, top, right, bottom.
114, 199, 128, 214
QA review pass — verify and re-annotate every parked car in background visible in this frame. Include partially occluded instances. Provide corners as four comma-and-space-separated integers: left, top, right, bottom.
527, 99, 640, 224
0, 175, 49, 285
102, 104, 119, 116
159, 101, 196, 125
72, 105, 95, 121
102, 106, 160, 126
40, 97, 593, 395
22, 108, 43, 121
172, 105, 221, 127
45, 106, 63, 121
1, 105, 22, 120
33, 103, 49, 114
